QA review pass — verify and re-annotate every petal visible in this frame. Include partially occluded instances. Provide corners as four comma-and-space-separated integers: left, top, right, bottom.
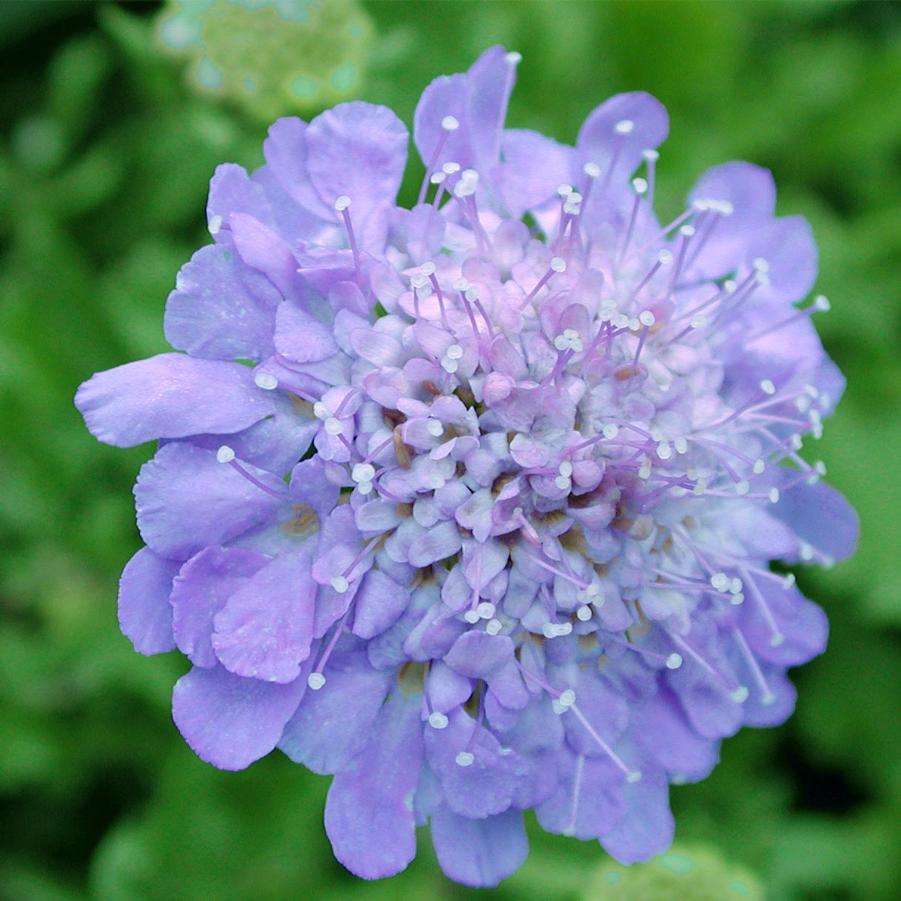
262, 117, 333, 219
537, 751, 625, 839
634, 687, 719, 783
352, 569, 410, 640
274, 301, 338, 363
164, 244, 279, 361
746, 215, 818, 305
599, 770, 674, 864
444, 631, 514, 679
414, 46, 518, 176
170, 546, 270, 668
407, 520, 462, 568
577, 92, 668, 191
172, 664, 306, 770
278, 648, 392, 774
495, 129, 574, 217
771, 479, 859, 565
134, 443, 282, 559
324, 691, 423, 879
212, 544, 318, 682
305, 101, 408, 245
117, 547, 179, 654
229, 212, 297, 297
431, 806, 527, 888
76, 353, 274, 448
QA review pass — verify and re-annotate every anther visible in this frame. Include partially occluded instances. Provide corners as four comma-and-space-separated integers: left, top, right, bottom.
307, 672, 326, 690
428, 711, 449, 729
330, 575, 349, 594
441, 115, 459, 131
665, 653, 683, 670
254, 372, 279, 391
614, 119, 635, 135
334, 195, 351, 212
583, 162, 601, 179
216, 445, 236, 464
455, 751, 475, 767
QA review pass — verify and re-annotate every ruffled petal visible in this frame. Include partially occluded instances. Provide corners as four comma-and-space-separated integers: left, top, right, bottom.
278, 648, 392, 774
212, 544, 318, 682
431, 806, 527, 888
75, 353, 274, 448
305, 101, 408, 249
117, 547, 179, 654
172, 664, 306, 770
170, 546, 270, 668
324, 691, 423, 879
134, 443, 282, 559
165, 244, 279, 361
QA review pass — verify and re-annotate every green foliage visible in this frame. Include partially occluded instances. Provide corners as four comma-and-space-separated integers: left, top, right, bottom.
0, 1, 898, 898
155, 0, 373, 121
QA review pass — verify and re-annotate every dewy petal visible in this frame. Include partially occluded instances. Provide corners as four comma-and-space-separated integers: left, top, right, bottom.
134, 443, 281, 560
171, 664, 306, 771
305, 101, 408, 244
278, 647, 392, 774
324, 691, 423, 880
212, 544, 318, 683
170, 545, 270, 668
75, 353, 274, 448
165, 245, 280, 362
274, 301, 338, 363
431, 806, 528, 889
414, 45, 517, 177
117, 547, 179, 655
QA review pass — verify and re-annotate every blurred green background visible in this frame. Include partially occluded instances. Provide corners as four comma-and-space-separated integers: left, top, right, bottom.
1, 1, 899, 898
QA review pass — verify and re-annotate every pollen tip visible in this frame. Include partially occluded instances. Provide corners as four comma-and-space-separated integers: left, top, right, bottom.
441, 115, 459, 131
729, 685, 750, 704
455, 751, 475, 767
216, 445, 235, 464
254, 372, 279, 390
307, 672, 326, 690
626, 770, 643, 783
334, 195, 351, 212
665, 652, 683, 670
614, 119, 635, 135
428, 711, 449, 729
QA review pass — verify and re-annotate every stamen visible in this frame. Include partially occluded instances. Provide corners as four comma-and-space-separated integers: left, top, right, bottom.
216, 446, 285, 500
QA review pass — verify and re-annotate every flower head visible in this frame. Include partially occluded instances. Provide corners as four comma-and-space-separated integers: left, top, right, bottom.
76, 46, 857, 887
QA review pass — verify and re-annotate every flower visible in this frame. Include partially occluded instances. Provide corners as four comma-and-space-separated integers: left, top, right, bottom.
75, 46, 857, 887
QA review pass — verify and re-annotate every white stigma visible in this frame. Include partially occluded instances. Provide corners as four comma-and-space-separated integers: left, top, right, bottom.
642, 148, 660, 161
324, 418, 343, 436
334, 195, 351, 212
426, 419, 444, 437
626, 770, 643, 784
330, 575, 349, 594
615, 119, 635, 135
583, 161, 601, 179
477, 601, 496, 620
814, 294, 831, 312
602, 423, 619, 440
455, 751, 475, 767
442, 161, 461, 175
428, 711, 449, 729
506, 51, 522, 65
254, 372, 278, 390
216, 445, 235, 464
665, 652, 683, 670
550, 256, 567, 272
352, 462, 375, 484
208, 214, 222, 235
441, 115, 459, 131
576, 605, 592, 622
729, 686, 750, 704
307, 672, 326, 690
632, 177, 648, 195
485, 618, 503, 635
710, 572, 730, 592
760, 379, 776, 396
313, 402, 330, 420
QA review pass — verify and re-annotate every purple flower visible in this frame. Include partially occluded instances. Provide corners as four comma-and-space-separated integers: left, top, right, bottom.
76, 47, 857, 886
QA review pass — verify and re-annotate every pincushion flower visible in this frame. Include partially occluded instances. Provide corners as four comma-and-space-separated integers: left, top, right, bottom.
75, 47, 857, 887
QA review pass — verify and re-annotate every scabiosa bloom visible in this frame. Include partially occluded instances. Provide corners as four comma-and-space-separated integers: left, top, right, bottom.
76, 47, 857, 887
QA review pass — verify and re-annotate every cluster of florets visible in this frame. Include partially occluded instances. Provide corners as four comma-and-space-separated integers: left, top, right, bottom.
76, 47, 856, 887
